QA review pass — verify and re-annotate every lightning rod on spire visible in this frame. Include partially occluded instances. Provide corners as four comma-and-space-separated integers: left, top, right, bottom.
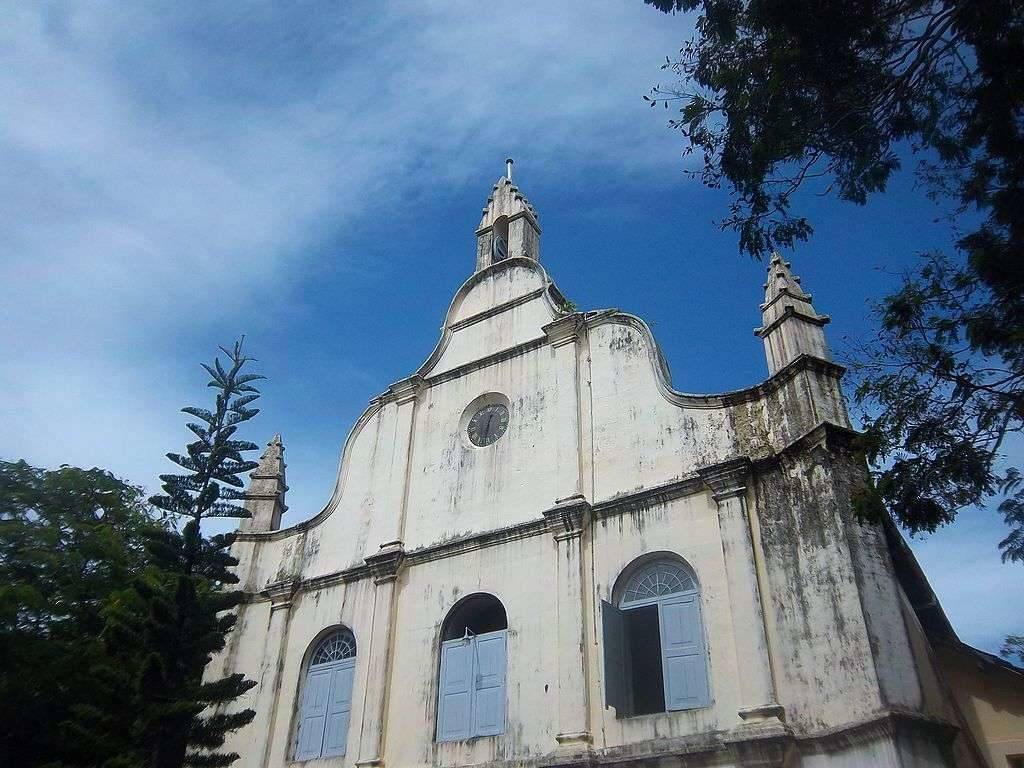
505, 157, 514, 181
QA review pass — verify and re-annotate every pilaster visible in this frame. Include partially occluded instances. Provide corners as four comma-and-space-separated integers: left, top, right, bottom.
543, 315, 584, 501
355, 542, 405, 768
378, 375, 424, 545
542, 494, 593, 758
699, 459, 786, 732
254, 580, 299, 768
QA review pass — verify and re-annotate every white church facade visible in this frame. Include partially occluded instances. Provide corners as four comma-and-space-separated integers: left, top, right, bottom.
211, 171, 1022, 768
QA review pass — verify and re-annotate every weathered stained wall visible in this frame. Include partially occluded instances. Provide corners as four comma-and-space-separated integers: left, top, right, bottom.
752, 451, 916, 731
210, 253, 963, 768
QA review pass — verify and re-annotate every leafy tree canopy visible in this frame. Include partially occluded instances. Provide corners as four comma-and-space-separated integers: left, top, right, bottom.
644, 0, 1024, 556
0, 460, 163, 767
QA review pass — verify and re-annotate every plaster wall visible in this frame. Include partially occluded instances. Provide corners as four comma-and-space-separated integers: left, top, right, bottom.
220, 578, 379, 768
430, 300, 551, 377
211, 252, 961, 768
451, 264, 543, 322
384, 535, 558, 768
403, 355, 571, 550
587, 319, 736, 500
753, 458, 885, 730
585, 493, 742, 750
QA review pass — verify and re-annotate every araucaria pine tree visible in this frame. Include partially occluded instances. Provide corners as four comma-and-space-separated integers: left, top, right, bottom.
91, 341, 264, 768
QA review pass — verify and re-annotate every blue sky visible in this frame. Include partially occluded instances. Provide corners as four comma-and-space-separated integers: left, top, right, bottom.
2, 2, 1019, 654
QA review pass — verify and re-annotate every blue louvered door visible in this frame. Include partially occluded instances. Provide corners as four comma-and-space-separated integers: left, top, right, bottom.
322, 659, 355, 757
659, 594, 709, 711
437, 630, 508, 741
472, 630, 507, 736
438, 638, 474, 741
295, 667, 332, 760
601, 600, 629, 714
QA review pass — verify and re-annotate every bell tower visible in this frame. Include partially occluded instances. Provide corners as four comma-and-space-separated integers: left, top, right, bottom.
475, 159, 541, 272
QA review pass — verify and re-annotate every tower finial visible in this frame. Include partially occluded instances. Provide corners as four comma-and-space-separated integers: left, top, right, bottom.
754, 253, 831, 374
505, 157, 514, 181
240, 433, 288, 532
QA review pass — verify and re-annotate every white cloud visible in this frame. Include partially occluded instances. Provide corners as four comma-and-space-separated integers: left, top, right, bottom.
1, 1, 689, 479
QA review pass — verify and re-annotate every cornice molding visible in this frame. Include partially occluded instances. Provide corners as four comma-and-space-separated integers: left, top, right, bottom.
752, 422, 861, 474
425, 336, 550, 386
261, 579, 299, 611
755, 304, 831, 339
383, 375, 425, 406
542, 314, 583, 348
542, 494, 591, 540
591, 475, 706, 519
405, 517, 550, 566
699, 458, 753, 503
758, 287, 816, 313
241, 424, 862, 602
364, 540, 406, 585
448, 287, 547, 332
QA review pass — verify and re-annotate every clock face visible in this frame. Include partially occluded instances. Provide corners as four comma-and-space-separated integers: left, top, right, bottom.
467, 403, 509, 447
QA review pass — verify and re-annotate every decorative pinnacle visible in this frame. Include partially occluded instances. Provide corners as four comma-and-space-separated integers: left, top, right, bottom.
763, 251, 809, 304
505, 157, 514, 181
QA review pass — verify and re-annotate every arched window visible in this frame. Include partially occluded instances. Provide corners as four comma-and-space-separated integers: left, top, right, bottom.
436, 594, 508, 742
602, 557, 709, 716
294, 628, 357, 761
491, 216, 509, 262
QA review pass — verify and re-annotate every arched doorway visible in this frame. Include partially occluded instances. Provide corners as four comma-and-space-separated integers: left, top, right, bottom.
436, 593, 508, 742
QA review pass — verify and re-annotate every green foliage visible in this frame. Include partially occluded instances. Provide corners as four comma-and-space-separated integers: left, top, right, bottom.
68, 340, 263, 768
0, 460, 163, 767
644, 0, 1023, 275
851, 253, 1024, 563
151, 340, 264, 522
643, 0, 1024, 546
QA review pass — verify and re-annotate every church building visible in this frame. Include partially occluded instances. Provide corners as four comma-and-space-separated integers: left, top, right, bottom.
211, 167, 1024, 768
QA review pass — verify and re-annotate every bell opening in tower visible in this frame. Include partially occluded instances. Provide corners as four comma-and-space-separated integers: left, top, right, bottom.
491, 215, 509, 262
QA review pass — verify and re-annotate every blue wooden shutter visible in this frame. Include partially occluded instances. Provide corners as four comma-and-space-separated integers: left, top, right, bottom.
472, 630, 507, 737
659, 594, 709, 711
438, 638, 474, 742
602, 600, 629, 714
295, 667, 332, 760
322, 660, 355, 757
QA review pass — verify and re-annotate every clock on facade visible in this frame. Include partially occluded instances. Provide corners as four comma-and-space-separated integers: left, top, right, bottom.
467, 403, 509, 446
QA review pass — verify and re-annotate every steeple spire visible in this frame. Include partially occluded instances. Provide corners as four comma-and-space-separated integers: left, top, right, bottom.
240, 433, 288, 532
475, 165, 541, 272
754, 253, 831, 375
